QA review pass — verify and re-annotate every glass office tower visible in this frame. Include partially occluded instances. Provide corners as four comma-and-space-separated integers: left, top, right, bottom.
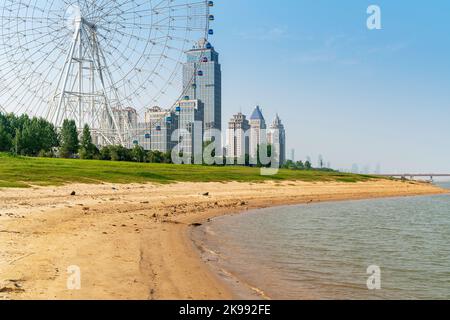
183, 38, 222, 143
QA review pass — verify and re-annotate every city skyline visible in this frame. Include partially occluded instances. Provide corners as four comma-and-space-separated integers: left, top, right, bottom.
226, 107, 286, 165
213, 0, 450, 173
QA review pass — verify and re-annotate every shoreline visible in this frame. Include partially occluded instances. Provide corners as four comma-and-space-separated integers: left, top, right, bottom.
187, 187, 450, 300
0, 179, 447, 300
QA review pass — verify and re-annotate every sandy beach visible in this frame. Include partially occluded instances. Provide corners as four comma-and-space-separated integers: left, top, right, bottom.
0, 179, 447, 300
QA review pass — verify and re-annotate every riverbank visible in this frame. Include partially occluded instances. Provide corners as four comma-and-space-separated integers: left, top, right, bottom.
0, 180, 447, 300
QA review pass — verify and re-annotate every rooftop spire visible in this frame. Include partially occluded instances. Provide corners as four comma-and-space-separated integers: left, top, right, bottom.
250, 105, 265, 121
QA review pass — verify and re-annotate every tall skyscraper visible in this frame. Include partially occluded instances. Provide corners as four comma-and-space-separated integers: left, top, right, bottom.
268, 114, 287, 165
183, 38, 222, 142
249, 106, 267, 160
227, 112, 250, 161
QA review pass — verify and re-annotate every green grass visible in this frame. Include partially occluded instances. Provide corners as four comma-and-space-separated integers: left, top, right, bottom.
0, 153, 378, 188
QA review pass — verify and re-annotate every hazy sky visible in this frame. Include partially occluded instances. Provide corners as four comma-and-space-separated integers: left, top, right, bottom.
212, 0, 450, 173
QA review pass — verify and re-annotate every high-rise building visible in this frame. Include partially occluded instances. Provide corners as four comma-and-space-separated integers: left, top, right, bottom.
143, 106, 176, 152
227, 112, 250, 160
175, 99, 203, 158
267, 114, 287, 165
183, 38, 221, 142
249, 106, 267, 160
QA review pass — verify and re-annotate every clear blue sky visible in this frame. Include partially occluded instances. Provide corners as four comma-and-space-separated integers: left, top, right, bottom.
212, 0, 450, 173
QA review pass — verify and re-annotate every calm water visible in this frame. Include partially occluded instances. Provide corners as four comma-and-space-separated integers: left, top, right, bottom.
194, 182, 450, 300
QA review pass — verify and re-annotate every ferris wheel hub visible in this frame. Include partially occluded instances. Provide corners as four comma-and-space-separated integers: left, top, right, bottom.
65, 5, 95, 32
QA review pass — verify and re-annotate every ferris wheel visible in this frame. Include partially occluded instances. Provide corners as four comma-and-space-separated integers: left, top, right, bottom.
0, 0, 213, 145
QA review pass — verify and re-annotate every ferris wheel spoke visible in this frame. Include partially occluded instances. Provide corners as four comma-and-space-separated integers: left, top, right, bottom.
0, 0, 212, 144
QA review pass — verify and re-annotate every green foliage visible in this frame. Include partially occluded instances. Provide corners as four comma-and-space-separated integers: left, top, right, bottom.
147, 150, 163, 163
79, 125, 99, 160
0, 112, 58, 156
131, 145, 146, 163
0, 122, 12, 151
109, 145, 131, 162
147, 150, 172, 164
282, 160, 307, 170
60, 119, 79, 158
305, 160, 312, 170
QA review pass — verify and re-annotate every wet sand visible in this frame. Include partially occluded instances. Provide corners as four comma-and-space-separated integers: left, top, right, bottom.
0, 179, 447, 300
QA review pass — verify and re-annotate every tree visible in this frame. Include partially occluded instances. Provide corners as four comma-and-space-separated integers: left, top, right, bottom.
60, 119, 79, 158
13, 128, 22, 155
0, 122, 12, 152
295, 160, 305, 170
146, 150, 171, 164
79, 124, 98, 160
131, 144, 146, 163
147, 150, 162, 163
282, 160, 295, 169
9, 116, 58, 156
109, 145, 131, 162
163, 151, 173, 164
100, 146, 112, 160
305, 160, 312, 170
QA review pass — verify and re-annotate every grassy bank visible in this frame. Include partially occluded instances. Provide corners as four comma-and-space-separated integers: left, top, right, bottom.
0, 153, 376, 188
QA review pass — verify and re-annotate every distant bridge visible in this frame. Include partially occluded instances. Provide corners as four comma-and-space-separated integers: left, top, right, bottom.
374, 174, 450, 181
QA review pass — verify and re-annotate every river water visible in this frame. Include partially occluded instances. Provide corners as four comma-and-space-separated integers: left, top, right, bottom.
193, 182, 450, 299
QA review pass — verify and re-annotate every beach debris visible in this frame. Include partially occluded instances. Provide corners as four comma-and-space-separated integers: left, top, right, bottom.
190, 223, 202, 227
0, 230, 21, 234
202, 192, 210, 196
162, 220, 181, 225
0, 280, 25, 293
70, 191, 76, 196
239, 201, 247, 206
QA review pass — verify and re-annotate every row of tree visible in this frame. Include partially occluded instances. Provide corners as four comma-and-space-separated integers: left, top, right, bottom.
0, 113, 100, 159
282, 160, 312, 170
0, 112, 175, 163
0, 113, 64, 157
